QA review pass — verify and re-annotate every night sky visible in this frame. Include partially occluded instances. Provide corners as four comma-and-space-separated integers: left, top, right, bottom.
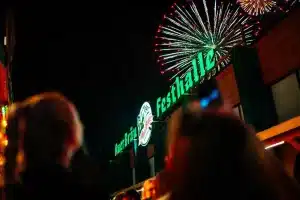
3, 0, 293, 163
10, 1, 174, 161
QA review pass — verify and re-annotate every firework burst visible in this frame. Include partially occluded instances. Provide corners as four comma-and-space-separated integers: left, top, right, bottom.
237, 0, 276, 16
154, 0, 258, 80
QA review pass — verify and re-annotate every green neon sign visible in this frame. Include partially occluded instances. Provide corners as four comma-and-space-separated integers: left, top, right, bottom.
156, 49, 215, 117
114, 49, 216, 156
115, 126, 137, 156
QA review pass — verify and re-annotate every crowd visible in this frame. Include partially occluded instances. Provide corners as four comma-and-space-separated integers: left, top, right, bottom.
1, 91, 300, 200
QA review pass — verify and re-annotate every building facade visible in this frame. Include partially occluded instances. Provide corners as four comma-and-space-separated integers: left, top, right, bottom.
112, 7, 300, 198
219, 7, 300, 183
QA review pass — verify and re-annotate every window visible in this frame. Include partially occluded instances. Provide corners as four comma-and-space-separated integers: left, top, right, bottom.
232, 104, 244, 120
271, 73, 300, 122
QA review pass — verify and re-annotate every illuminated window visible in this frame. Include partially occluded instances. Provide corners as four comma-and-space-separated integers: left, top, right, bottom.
271, 73, 300, 122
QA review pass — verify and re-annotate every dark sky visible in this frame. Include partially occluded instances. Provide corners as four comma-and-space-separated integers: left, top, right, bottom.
11, 1, 173, 160
6, 0, 293, 162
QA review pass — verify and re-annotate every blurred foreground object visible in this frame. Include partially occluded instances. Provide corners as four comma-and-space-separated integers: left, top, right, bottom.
166, 108, 300, 200
0, 132, 8, 187
142, 177, 156, 200
0, 105, 9, 188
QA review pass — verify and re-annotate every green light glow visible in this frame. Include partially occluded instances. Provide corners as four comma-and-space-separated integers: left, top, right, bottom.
156, 49, 215, 117
114, 49, 216, 156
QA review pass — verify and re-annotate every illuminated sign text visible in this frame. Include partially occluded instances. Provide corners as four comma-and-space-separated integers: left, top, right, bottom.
114, 49, 216, 156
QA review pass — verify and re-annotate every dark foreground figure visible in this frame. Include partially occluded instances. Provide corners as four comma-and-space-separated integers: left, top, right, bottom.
162, 105, 300, 200
3, 93, 108, 200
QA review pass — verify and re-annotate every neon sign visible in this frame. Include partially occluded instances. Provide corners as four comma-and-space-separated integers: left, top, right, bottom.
137, 102, 153, 146
114, 49, 216, 156
114, 102, 154, 156
115, 126, 137, 156
156, 49, 215, 117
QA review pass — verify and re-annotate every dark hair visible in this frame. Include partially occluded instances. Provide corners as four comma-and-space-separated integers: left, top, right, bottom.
5, 92, 77, 182
21, 95, 74, 166
167, 108, 300, 200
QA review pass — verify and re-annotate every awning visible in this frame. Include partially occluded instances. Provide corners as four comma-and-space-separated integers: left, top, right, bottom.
257, 116, 300, 149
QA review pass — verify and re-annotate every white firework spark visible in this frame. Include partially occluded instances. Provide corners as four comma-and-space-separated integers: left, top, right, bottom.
237, 0, 276, 16
155, 0, 257, 79
289, 0, 299, 7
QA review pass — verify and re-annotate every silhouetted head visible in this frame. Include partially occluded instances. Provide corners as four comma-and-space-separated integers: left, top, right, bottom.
5, 92, 83, 174
166, 103, 300, 200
